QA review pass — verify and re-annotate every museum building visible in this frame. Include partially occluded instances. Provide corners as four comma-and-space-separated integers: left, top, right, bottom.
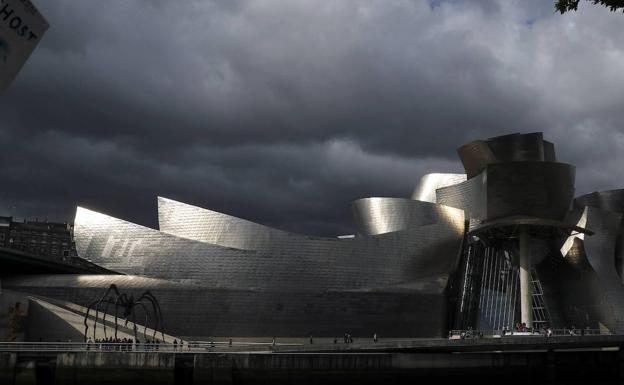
4, 132, 624, 340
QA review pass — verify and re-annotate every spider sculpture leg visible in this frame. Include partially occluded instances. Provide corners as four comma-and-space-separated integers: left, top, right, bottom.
119, 293, 133, 339
138, 291, 165, 341
114, 294, 123, 341
136, 302, 150, 342
83, 299, 101, 342
92, 285, 123, 341
131, 303, 139, 343
144, 291, 165, 336
143, 297, 159, 341
101, 297, 114, 340
84, 285, 120, 341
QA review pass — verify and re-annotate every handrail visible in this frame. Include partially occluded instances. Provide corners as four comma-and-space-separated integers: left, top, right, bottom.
0, 341, 302, 353
448, 328, 611, 339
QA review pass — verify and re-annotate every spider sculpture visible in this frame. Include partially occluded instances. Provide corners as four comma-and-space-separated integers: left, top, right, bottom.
83, 284, 165, 343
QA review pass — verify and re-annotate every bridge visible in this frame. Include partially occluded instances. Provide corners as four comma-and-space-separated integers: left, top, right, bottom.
0, 247, 116, 275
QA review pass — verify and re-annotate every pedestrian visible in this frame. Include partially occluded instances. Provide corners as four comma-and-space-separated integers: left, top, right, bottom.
373, 333, 377, 343
173, 339, 177, 351
309, 335, 313, 344
229, 338, 233, 347
272, 337, 275, 347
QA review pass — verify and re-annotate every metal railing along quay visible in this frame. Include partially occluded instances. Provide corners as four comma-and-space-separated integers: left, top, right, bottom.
0, 341, 303, 353
1, 331, 620, 354
448, 328, 611, 339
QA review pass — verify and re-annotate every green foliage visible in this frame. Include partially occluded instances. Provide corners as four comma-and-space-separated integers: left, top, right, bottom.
7, 302, 24, 342
555, 0, 624, 13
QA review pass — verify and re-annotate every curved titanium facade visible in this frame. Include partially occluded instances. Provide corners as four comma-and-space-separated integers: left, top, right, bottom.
574, 189, 624, 281
13, 131, 624, 339
351, 197, 464, 236
484, 161, 575, 221
3, 274, 450, 338
75, 205, 465, 290
574, 189, 624, 212
436, 162, 575, 223
157, 198, 465, 268
158, 196, 301, 251
556, 207, 624, 332
457, 140, 497, 179
410, 173, 467, 203
436, 173, 486, 221
457, 133, 556, 179
487, 133, 550, 163
69, 203, 465, 337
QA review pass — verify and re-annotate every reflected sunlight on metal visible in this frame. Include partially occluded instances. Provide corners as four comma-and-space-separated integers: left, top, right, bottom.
411, 173, 466, 203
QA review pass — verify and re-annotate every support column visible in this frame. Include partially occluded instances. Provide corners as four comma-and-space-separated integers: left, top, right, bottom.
519, 226, 533, 329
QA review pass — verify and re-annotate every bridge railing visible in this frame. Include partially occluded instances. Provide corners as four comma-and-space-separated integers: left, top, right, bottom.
0, 341, 302, 353
448, 328, 611, 339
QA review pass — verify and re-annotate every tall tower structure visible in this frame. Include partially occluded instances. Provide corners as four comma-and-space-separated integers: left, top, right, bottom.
444, 133, 587, 330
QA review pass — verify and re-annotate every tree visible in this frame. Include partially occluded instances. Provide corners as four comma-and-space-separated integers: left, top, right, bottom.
555, 0, 624, 13
7, 302, 25, 341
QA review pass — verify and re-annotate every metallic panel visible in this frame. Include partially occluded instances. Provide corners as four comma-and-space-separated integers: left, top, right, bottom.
351, 197, 465, 236
4, 274, 448, 338
574, 189, 624, 281
437, 161, 574, 230
557, 207, 624, 332
486, 132, 545, 163
543, 140, 556, 162
410, 173, 467, 203
574, 189, 624, 213
157, 196, 305, 251
72, 204, 465, 337
457, 133, 556, 179
74, 203, 465, 290
436, 172, 487, 221
457, 140, 497, 179
484, 161, 575, 222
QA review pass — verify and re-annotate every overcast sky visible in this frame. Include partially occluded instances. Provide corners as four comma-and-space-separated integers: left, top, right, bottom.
1, 0, 624, 236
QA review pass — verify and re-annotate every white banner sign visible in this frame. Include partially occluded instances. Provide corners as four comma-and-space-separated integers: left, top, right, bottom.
0, 0, 48, 94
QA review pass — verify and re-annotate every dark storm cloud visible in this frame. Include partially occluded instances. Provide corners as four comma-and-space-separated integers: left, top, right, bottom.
1, 0, 623, 235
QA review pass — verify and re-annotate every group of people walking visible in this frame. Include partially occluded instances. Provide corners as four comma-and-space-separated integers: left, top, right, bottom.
88, 337, 138, 351
86, 337, 166, 351
330, 333, 354, 344
327, 332, 378, 344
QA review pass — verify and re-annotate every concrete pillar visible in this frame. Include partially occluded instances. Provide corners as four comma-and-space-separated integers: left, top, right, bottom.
519, 226, 533, 328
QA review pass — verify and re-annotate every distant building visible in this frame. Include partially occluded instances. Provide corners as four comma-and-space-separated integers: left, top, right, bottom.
0, 217, 76, 262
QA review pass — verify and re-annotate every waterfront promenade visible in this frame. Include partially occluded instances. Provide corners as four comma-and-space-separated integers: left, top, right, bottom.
3, 334, 624, 384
